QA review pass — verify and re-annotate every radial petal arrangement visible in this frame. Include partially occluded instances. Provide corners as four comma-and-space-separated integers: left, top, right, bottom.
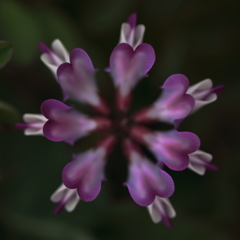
17, 13, 224, 227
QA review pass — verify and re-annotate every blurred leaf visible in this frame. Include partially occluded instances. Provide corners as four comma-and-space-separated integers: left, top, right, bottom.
0, 41, 13, 68
0, 100, 19, 131
0, 0, 42, 65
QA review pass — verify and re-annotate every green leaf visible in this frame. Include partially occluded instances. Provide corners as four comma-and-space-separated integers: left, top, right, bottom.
0, 41, 13, 68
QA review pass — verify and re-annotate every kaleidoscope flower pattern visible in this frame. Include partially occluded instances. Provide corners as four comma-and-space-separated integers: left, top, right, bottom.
17, 13, 224, 228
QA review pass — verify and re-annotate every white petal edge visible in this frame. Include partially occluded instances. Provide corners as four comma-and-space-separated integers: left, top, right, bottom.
147, 197, 176, 223
51, 39, 69, 62
23, 114, 47, 123
187, 79, 213, 95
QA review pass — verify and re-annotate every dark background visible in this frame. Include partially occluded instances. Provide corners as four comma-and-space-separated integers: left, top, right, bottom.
0, 0, 239, 239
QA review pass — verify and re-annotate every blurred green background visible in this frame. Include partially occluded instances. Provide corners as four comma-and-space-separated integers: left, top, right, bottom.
0, 0, 239, 239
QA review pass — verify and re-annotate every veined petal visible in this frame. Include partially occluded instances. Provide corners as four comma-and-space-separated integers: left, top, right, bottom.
133, 74, 195, 126
110, 43, 155, 97
57, 49, 110, 115
41, 99, 107, 142
147, 130, 200, 171
123, 139, 174, 206
130, 126, 200, 171
62, 135, 117, 202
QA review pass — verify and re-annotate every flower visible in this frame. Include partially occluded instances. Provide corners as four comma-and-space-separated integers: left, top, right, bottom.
16, 114, 47, 135
17, 13, 222, 227
123, 139, 174, 206
50, 184, 80, 215
119, 13, 145, 50
188, 149, 218, 175
133, 74, 195, 127
39, 39, 69, 77
109, 43, 155, 112
130, 125, 200, 171
41, 99, 112, 143
57, 48, 110, 115
62, 135, 116, 201
186, 78, 225, 113
147, 197, 176, 228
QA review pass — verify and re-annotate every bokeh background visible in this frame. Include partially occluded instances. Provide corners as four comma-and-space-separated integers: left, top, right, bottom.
0, 0, 239, 239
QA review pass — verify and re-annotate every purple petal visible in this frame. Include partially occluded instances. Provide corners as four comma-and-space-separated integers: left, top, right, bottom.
204, 85, 225, 99
70, 48, 94, 71
125, 152, 174, 206
57, 49, 101, 106
39, 42, 51, 54
127, 13, 137, 29
62, 149, 106, 202
41, 99, 71, 120
109, 43, 155, 95
149, 131, 200, 171
135, 43, 155, 74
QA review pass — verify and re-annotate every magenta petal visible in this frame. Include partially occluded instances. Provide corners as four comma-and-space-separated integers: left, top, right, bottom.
41, 99, 71, 120
127, 13, 137, 28
109, 43, 155, 96
149, 130, 200, 171
125, 153, 174, 206
70, 48, 94, 71
205, 85, 225, 98
134, 43, 155, 74
39, 42, 51, 54
57, 48, 102, 107
154, 74, 194, 125
62, 149, 106, 202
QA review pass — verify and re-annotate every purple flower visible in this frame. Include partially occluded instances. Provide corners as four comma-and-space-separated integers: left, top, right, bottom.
109, 43, 155, 111
16, 114, 47, 135
186, 78, 225, 113
62, 135, 116, 202
188, 150, 218, 175
40, 39, 69, 77
123, 139, 174, 206
57, 48, 110, 115
119, 13, 145, 50
147, 197, 176, 228
133, 74, 195, 127
17, 14, 222, 226
130, 125, 200, 171
50, 184, 80, 215
41, 99, 112, 143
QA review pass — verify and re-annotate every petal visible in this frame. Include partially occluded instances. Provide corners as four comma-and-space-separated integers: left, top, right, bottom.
147, 197, 176, 227
57, 49, 100, 106
50, 184, 67, 203
110, 43, 155, 95
51, 39, 69, 62
125, 151, 174, 206
62, 148, 106, 202
133, 25, 145, 49
65, 191, 80, 212
23, 114, 47, 124
127, 13, 137, 28
133, 74, 195, 125
148, 131, 200, 171
41, 99, 71, 120
188, 150, 218, 175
